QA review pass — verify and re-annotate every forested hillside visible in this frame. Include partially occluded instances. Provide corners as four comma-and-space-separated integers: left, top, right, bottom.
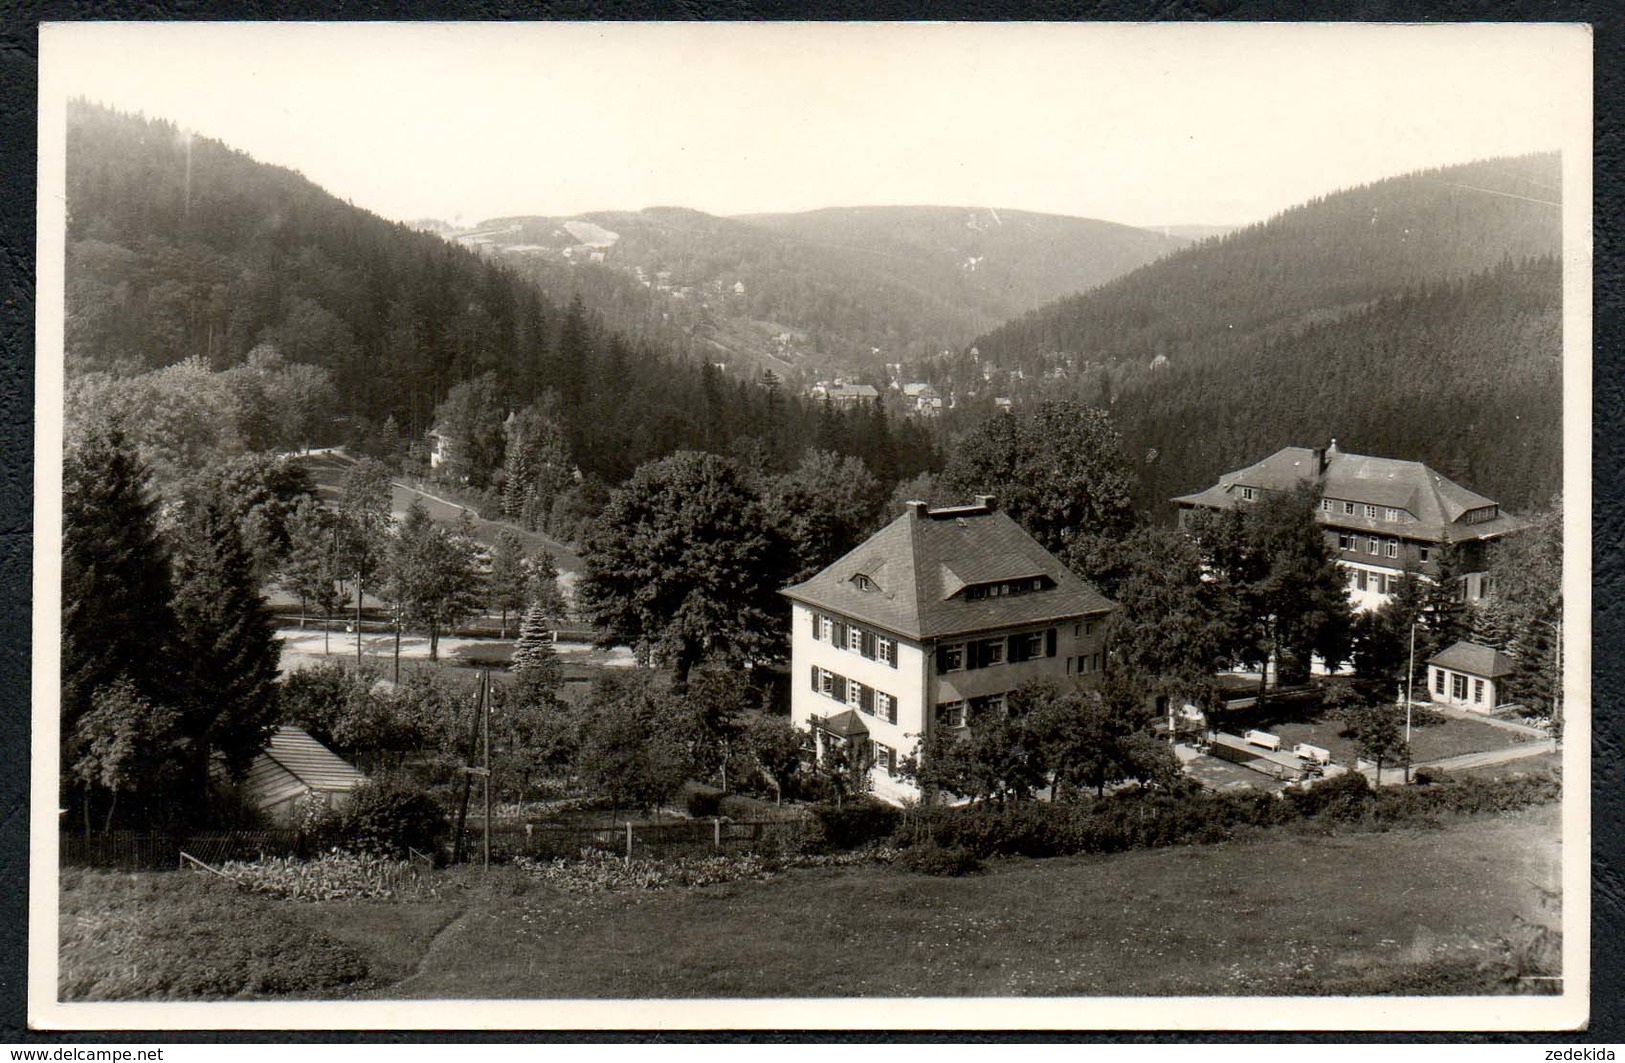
450, 204, 1185, 379
969, 154, 1564, 515
62, 102, 937, 497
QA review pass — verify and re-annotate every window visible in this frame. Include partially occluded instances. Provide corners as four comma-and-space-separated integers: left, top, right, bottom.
870, 742, 896, 775
1009, 631, 1045, 663
1066, 656, 1073, 675
937, 701, 967, 730
1356, 570, 1368, 591
1385, 539, 1398, 558
1338, 533, 1356, 551
937, 643, 964, 673
1343, 501, 1355, 515
1435, 669, 1446, 695
853, 574, 874, 591
1241, 486, 1255, 501
1419, 546, 1431, 563
878, 637, 897, 667
972, 692, 1007, 717
1321, 499, 1333, 512
848, 626, 864, 653
1083, 621, 1096, 637
1451, 674, 1467, 700
1473, 678, 1485, 704
978, 638, 1006, 666
1092, 652, 1103, 673
1385, 508, 1401, 522
876, 691, 897, 724
819, 668, 834, 696
1385, 574, 1399, 594
1367, 537, 1379, 555
1364, 504, 1377, 519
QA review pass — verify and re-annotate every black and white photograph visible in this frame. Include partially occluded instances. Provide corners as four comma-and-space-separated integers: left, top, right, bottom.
30, 21, 1592, 1031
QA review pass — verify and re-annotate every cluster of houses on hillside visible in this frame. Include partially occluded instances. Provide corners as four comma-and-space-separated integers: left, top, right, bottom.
787, 440, 1533, 804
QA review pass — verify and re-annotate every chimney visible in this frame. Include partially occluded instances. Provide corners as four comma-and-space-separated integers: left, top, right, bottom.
974, 494, 997, 512
906, 499, 930, 519
1311, 445, 1327, 476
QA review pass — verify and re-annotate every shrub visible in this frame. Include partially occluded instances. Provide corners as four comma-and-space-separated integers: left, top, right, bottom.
804, 801, 900, 852
1286, 770, 1375, 822
340, 775, 447, 858
686, 788, 723, 818
897, 840, 981, 876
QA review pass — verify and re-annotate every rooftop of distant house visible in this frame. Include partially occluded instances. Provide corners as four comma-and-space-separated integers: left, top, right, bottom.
781, 496, 1114, 641
1428, 639, 1518, 679
1171, 439, 1525, 542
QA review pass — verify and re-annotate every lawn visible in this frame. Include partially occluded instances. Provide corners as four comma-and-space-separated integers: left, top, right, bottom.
1214, 700, 1525, 768
59, 806, 1561, 1002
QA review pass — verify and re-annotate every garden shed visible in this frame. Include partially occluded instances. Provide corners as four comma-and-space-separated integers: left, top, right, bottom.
236, 726, 368, 826
1426, 639, 1517, 713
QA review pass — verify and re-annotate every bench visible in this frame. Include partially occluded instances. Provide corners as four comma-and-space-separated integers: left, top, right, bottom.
1293, 742, 1332, 765
1243, 729, 1282, 751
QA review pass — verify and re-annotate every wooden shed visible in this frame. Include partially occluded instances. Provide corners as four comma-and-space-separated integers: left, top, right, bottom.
238, 726, 368, 825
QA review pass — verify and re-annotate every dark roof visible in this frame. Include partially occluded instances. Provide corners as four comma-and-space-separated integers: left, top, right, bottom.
1171, 443, 1525, 544
239, 726, 367, 809
1427, 640, 1518, 679
815, 709, 870, 738
781, 501, 1115, 641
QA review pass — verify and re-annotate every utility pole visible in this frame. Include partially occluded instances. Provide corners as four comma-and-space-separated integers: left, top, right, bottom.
355, 568, 364, 665
1404, 620, 1417, 784
482, 669, 492, 872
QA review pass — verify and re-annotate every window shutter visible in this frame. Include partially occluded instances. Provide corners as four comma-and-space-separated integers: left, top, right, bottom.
861, 630, 876, 659
832, 675, 847, 703
1006, 634, 1021, 663
834, 620, 848, 648
811, 665, 819, 691
967, 642, 982, 670
886, 696, 897, 724
887, 638, 898, 668
1046, 627, 1057, 657
859, 685, 874, 714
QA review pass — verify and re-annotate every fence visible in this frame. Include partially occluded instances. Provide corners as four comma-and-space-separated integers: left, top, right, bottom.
461, 814, 812, 863
61, 828, 336, 871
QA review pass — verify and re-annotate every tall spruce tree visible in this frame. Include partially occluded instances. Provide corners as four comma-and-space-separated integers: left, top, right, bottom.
62, 423, 178, 818
170, 487, 282, 787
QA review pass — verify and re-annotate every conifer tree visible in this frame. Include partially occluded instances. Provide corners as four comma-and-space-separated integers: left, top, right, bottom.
170, 487, 282, 786
62, 423, 178, 815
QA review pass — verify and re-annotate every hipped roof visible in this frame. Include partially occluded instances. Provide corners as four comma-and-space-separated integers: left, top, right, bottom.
1171, 445, 1525, 543
781, 502, 1114, 641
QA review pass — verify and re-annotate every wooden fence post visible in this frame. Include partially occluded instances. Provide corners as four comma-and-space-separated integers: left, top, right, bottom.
625, 821, 633, 865
713, 817, 721, 850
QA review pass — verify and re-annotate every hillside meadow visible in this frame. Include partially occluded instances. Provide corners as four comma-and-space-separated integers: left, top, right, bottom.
60, 803, 1560, 1002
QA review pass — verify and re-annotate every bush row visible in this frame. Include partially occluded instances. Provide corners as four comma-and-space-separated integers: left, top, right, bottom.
885, 769, 1559, 862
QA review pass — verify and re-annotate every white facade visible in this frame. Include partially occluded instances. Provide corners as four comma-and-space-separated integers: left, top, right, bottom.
1426, 663, 1500, 712
788, 601, 1109, 803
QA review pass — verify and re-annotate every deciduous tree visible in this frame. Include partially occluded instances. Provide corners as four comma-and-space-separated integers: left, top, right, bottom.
940, 400, 1135, 553
579, 451, 780, 682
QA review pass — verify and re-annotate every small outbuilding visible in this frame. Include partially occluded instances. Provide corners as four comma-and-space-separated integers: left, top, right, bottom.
235, 726, 368, 826
1426, 639, 1517, 713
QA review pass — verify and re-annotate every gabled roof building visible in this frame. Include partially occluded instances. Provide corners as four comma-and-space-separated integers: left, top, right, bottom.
781, 496, 1115, 803
1172, 440, 1524, 612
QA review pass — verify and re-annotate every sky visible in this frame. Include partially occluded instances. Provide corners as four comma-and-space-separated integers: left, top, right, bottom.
41, 22, 1590, 230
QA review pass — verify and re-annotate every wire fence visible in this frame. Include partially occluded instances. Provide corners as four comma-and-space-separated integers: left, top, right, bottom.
464, 815, 813, 863
60, 828, 342, 871
62, 815, 813, 871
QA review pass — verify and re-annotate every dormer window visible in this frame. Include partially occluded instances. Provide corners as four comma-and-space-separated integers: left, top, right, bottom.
852, 574, 875, 592
1240, 486, 1256, 501
1385, 508, 1402, 522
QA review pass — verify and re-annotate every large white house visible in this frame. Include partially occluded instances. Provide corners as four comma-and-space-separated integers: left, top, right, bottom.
1172, 440, 1525, 612
781, 496, 1115, 803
